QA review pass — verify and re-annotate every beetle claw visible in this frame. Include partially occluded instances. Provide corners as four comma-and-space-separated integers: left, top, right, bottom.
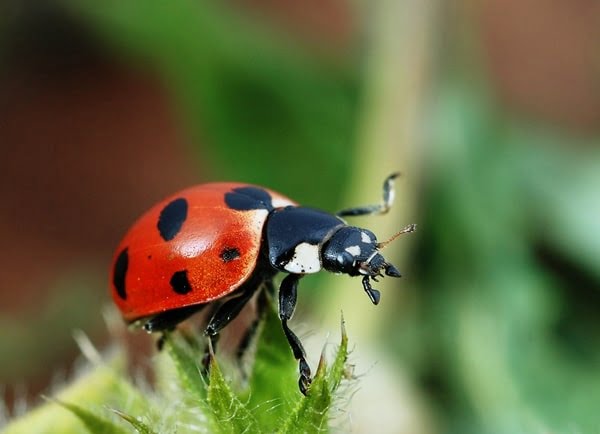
299, 374, 312, 396
385, 263, 402, 278
362, 276, 381, 305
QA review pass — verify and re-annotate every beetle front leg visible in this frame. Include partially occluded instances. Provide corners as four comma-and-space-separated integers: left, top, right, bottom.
336, 172, 399, 217
278, 273, 312, 395
361, 276, 381, 305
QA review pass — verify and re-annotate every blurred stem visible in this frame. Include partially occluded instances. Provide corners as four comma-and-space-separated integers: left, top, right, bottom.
321, 0, 438, 338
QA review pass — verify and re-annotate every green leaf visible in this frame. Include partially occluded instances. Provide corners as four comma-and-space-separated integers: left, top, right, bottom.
111, 408, 158, 434
162, 333, 207, 401
326, 315, 349, 392
206, 349, 259, 434
50, 399, 130, 434
246, 298, 298, 430
278, 359, 330, 434
278, 318, 350, 434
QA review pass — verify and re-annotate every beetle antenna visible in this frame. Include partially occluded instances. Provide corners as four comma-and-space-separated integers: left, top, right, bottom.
376, 224, 416, 250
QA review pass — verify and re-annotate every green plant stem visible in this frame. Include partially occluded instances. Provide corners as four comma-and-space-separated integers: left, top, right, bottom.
323, 0, 438, 337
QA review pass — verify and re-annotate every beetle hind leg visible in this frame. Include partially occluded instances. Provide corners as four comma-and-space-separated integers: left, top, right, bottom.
144, 304, 207, 333
143, 304, 207, 351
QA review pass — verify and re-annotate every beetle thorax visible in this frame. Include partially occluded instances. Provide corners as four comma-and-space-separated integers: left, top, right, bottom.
265, 206, 346, 274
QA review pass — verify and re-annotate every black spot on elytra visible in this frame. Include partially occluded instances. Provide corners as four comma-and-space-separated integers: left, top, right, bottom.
225, 186, 273, 211
113, 248, 129, 300
157, 198, 188, 241
220, 247, 241, 262
170, 270, 192, 294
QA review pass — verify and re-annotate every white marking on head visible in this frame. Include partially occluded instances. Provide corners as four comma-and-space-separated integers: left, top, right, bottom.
283, 242, 321, 274
345, 245, 361, 257
361, 231, 372, 244
271, 197, 293, 208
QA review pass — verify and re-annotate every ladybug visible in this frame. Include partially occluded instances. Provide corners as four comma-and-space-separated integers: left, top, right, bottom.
110, 173, 415, 395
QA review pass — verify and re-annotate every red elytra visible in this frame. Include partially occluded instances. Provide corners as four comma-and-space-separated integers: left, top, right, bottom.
110, 182, 294, 322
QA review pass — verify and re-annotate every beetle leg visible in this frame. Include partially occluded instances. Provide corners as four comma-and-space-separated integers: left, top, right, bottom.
362, 276, 381, 305
279, 273, 312, 395
144, 304, 208, 333
204, 285, 257, 345
202, 271, 273, 372
336, 172, 399, 217
144, 304, 208, 351
235, 286, 270, 372
205, 295, 252, 337
202, 285, 259, 371
197, 303, 222, 371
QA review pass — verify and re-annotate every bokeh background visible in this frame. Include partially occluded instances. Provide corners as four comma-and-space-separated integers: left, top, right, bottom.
1, 1, 599, 433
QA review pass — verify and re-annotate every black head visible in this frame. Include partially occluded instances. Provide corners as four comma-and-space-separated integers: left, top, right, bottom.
321, 226, 402, 305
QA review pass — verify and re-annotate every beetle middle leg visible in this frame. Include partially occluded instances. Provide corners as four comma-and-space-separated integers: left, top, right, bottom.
235, 281, 273, 367
336, 172, 399, 217
201, 285, 258, 367
278, 273, 312, 395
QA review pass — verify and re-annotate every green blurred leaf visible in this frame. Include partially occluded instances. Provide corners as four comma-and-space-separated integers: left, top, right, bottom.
408, 80, 600, 433
51, 399, 130, 434
2, 353, 153, 434
71, 0, 359, 206
111, 408, 158, 434
0, 272, 105, 382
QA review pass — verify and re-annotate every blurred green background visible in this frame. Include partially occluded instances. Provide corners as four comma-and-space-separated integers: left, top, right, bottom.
1, 1, 598, 433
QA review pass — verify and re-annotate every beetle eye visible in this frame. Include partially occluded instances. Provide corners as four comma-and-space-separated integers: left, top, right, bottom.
337, 252, 355, 269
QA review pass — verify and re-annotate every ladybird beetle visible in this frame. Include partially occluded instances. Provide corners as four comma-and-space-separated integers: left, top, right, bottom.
110, 173, 415, 395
